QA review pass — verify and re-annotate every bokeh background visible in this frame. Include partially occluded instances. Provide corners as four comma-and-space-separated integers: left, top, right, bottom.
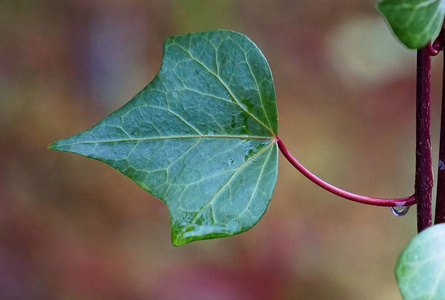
1, 0, 443, 299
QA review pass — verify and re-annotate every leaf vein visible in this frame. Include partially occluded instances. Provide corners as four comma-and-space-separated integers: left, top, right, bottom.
187, 142, 274, 226
174, 43, 275, 137
244, 49, 274, 131
55, 135, 273, 147
235, 143, 275, 222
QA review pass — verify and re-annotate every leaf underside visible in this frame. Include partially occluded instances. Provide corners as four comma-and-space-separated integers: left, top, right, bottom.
49, 30, 279, 246
395, 224, 445, 300
377, 0, 445, 49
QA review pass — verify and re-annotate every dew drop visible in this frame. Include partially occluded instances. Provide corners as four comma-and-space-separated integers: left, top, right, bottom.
390, 206, 410, 217
207, 130, 214, 136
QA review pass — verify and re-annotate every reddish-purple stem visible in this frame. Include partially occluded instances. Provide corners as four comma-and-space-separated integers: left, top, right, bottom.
426, 41, 440, 56
427, 30, 445, 56
416, 48, 433, 232
276, 137, 416, 207
435, 44, 445, 224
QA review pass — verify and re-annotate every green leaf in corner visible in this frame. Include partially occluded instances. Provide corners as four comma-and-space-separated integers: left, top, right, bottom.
49, 30, 279, 246
395, 224, 445, 300
377, 0, 445, 49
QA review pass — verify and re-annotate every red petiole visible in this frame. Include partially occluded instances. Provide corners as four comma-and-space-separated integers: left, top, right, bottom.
276, 136, 416, 207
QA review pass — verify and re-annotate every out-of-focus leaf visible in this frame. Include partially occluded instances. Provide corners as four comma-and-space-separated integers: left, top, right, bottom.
395, 224, 445, 299
377, 0, 445, 49
49, 30, 279, 246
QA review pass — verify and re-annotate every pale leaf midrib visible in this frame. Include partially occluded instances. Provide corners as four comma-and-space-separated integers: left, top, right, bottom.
53, 134, 275, 147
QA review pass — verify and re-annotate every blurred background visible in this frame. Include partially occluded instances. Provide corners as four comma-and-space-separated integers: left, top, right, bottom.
1, 0, 443, 299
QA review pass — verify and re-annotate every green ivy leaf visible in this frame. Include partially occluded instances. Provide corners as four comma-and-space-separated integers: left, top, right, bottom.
395, 224, 445, 300
377, 0, 445, 49
49, 30, 279, 246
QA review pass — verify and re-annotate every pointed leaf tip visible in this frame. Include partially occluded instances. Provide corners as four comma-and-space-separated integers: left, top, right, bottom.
48, 139, 67, 151
49, 30, 279, 245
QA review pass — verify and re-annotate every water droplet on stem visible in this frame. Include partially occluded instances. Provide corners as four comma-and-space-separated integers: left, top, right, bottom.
390, 206, 410, 217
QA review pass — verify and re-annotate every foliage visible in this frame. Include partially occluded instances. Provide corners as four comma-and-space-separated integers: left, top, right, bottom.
49, 30, 279, 246
396, 224, 445, 300
48, 1, 445, 298
377, 0, 445, 48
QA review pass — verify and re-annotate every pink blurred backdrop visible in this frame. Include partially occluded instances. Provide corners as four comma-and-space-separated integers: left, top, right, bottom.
1, 0, 443, 299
